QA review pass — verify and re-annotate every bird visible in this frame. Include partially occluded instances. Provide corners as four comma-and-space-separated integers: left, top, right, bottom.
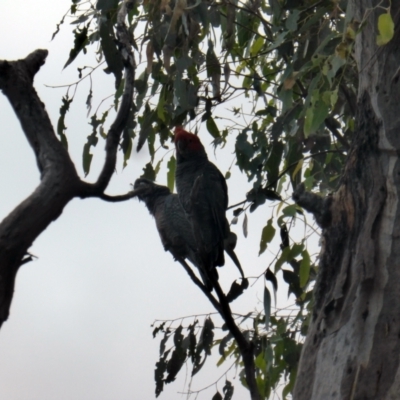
174, 126, 230, 272
133, 178, 245, 291
133, 178, 215, 291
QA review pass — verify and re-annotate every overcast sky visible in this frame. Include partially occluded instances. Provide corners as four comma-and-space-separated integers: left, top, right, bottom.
0, 2, 318, 399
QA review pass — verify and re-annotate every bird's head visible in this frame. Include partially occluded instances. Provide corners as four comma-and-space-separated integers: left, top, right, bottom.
133, 178, 171, 205
174, 126, 206, 159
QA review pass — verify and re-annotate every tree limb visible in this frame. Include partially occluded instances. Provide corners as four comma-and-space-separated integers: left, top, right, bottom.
99, 186, 148, 202
0, 1, 137, 327
177, 254, 260, 399
211, 278, 261, 400
0, 50, 81, 326
79, 0, 136, 197
175, 257, 222, 314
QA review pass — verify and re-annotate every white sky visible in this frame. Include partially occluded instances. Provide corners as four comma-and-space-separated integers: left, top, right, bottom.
0, 2, 319, 399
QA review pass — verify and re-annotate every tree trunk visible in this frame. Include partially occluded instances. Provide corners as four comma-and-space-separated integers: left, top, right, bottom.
294, 2, 400, 399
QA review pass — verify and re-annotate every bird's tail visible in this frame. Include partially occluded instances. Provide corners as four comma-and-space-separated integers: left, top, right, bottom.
197, 264, 219, 292
224, 232, 245, 279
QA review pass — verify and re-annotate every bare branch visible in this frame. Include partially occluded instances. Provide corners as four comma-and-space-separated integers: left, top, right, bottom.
0, 49, 77, 175
176, 256, 259, 400
80, 0, 136, 197
175, 257, 222, 314
211, 279, 261, 400
0, 50, 81, 326
0, 2, 138, 326
99, 186, 148, 202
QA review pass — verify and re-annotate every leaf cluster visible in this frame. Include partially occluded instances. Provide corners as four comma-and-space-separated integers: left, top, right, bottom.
152, 317, 216, 397
152, 301, 307, 399
52, 0, 386, 397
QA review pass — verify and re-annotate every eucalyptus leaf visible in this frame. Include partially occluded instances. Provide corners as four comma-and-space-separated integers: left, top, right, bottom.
259, 218, 276, 255
263, 287, 271, 330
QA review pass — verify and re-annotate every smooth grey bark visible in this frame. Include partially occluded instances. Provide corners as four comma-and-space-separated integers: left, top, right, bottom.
0, 0, 136, 328
294, 2, 400, 399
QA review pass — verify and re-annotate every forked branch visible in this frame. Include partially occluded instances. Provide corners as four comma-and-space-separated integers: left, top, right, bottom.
0, 0, 137, 327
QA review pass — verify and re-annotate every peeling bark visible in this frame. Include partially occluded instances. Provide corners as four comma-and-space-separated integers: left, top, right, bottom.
293, 2, 400, 399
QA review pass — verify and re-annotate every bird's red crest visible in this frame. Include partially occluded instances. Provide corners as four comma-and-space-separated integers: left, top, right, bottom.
174, 126, 204, 152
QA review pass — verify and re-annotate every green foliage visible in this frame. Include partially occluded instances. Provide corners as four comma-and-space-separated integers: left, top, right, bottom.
56, 0, 368, 397
64, 26, 89, 69
152, 303, 307, 398
82, 131, 98, 176
166, 155, 176, 192
263, 286, 271, 330
57, 96, 72, 149
259, 218, 275, 256
152, 317, 216, 397
377, 12, 394, 46
60, 0, 354, 186
225, 278, 249, 303
98, 15, 124, 88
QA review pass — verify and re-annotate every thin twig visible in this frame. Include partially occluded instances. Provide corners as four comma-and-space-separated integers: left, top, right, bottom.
227, 149, 343, 210
175, 257, 222, 314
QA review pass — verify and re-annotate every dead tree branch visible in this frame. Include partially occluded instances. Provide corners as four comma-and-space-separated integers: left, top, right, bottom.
0, 50, 80, 326
0, 0, 136, 327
